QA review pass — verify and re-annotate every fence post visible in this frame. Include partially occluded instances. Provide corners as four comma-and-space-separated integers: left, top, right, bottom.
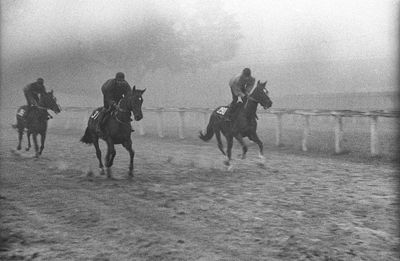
137, 121, 145, 136
202, 111, 209, 133
65, 116, 71, 129
156, 109, 164, 138
178, 109, 185, 139
302, 115, 310, 151
334, 115, 343, 154
370, 115, 379, 156
275, 113, 283, 146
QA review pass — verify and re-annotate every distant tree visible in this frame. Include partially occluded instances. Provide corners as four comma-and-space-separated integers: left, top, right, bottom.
86, 1, 242, 82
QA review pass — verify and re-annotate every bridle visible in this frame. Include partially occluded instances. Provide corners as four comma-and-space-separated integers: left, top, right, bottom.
244, 84, 260, 108
115, 95, 141, 126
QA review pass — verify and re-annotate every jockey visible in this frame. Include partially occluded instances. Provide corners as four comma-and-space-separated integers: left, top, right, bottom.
226, 68, 255, 120
229, 68, 255, 106
23, 78, 51, 121
24, 78, 46, 107
96, 72, 133, 133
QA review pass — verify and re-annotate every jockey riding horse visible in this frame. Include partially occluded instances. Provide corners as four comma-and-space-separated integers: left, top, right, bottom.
96, 72, 133, 134
226, 68, 256, 120
22, 78, 52, 124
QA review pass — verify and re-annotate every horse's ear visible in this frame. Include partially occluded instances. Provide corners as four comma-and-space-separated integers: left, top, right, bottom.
257, 80, 260, 84
132, 85, 136, 92
141, 88, 146, 94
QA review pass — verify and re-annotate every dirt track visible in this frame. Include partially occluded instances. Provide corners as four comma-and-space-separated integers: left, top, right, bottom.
0, 127, 399, 260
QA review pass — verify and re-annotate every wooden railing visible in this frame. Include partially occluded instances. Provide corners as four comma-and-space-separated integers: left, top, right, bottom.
58, 106, 399, 156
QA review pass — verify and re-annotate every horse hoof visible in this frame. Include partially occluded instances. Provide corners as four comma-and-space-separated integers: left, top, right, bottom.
17, 146, 21, 151
87, 170, 94, 177
227, 164, 234, 171
99, 168, 105, 175
25, 148, 30, 151
257, 162, 266, 169
223, 160, 230, 166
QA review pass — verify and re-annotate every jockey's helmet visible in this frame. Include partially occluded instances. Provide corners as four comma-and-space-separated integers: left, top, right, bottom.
37, 78, 44, 84
115, 72, 125, 80
242, 68, 251, 77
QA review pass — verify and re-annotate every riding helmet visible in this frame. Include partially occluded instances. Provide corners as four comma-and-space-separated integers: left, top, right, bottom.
115, 72, 125, 80
37, 78, 44, 84
242, 68, 251, 77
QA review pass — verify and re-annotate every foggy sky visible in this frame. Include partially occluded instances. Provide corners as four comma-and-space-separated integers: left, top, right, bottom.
1, 0, 398, 108
2, 0, 397, 62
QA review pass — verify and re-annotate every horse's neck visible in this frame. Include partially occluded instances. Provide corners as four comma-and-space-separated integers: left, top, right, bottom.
244, 99, 258, 117
115, 98, 131, 121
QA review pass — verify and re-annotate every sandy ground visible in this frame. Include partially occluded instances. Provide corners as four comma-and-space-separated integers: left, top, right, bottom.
0, 126, 399, 260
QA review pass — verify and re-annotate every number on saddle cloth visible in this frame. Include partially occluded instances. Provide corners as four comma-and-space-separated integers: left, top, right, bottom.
90, 108, 102, 122
17, 108, 26, 118
216, 106, 229, 116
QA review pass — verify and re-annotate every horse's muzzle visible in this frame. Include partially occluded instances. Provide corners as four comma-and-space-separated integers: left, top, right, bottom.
134, 115, 143, 121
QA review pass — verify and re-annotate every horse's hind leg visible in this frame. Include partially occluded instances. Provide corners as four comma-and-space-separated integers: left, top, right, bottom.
215, 130, 226, 156
122, 139, 135, 178
39, 132, 46, 155
93, 137, 105, 175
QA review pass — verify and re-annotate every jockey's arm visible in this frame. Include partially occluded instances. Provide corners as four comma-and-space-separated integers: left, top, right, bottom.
231, 83, 246, 98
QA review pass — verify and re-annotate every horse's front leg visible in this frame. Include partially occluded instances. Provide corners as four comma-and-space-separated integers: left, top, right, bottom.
234, 133, 248, 159
17, 128, 23, 150
39, 132, 46, 155
92, 137, 104, 175
224, 134, 234, 168
32, 133, 40, 158
122, 139, 135, 178
249, 132, 264, 160
105, 139, 116, 179
25, 131, 32, 151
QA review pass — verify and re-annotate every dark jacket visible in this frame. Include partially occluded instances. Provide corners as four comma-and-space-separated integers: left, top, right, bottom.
24, 82, 46, 95
101, 79, 132, 108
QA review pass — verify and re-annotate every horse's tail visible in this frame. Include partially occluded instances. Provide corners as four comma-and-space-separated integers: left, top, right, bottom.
199, 115, 216, 142
80, 127, 93, 144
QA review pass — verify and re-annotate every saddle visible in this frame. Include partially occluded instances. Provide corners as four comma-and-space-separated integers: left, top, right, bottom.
216, 102, 242, 121
14, 105, 52, 128
94, 107, 134, 135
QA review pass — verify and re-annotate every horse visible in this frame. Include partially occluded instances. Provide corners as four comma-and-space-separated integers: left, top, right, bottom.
14, 90, 61, 157
80, 86, 145, 179
199, 80, 272, 168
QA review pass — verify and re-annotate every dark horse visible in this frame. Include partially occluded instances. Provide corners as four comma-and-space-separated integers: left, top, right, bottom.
80, 86, 145, 179
14, 90, 61, 157
199, 80, 272, 168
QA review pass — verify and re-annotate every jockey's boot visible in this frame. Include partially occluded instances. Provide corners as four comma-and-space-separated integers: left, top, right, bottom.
46, 112, 53, 120
95, 110, 105, 134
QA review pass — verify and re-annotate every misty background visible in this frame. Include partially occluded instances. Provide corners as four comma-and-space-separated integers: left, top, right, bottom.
1, 0, 398, 109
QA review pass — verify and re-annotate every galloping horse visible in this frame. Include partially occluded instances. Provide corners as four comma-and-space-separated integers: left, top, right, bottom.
14, 90, 61, 157
80, 86, 145, 178
199, 80, 272, 167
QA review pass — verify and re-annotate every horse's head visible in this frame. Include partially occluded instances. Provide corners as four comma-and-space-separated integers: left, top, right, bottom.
249, 80, 272, 109
39, 90, 61, 114
124, 86, 145, 121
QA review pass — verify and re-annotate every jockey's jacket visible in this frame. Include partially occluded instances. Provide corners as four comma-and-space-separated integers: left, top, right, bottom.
101, 78, 132, 108
229, 74, 255, 98
24, 82, 46, 95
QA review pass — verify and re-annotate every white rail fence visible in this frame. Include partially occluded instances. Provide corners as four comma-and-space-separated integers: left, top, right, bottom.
55, 107, 399, 156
